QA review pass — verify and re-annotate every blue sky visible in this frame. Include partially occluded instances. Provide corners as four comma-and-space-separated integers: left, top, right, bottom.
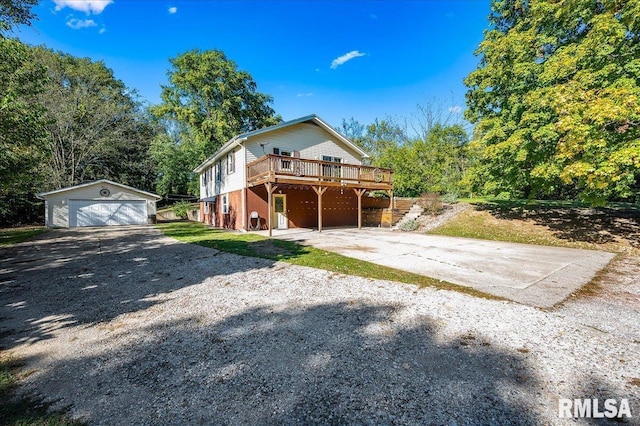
15, 0, 491, 129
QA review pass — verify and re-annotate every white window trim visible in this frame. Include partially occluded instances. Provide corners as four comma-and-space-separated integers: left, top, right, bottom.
215, 162, 222, 182
222, 194, 229, 214
227, 151, 235, 174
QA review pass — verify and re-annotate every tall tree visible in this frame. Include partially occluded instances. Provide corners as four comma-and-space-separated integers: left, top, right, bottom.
151, 49, 280, 156
377, 124, 470, 197
0, 37, 46, 225
465, 0, 640, 202
0, 0, 39, 35
150, 49, 280, 195
33, 47, 157, 191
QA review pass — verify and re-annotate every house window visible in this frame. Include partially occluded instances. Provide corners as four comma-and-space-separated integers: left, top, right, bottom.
274, 147, 292, 170
322, 155, 342, 178
222, 194, 229, 214
215, 161, 221, 182
203, 202, 210, 214
227, 151, 235, 174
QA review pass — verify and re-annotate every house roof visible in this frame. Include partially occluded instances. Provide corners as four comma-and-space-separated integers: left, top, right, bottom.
36, 179, 162, 200
193, 114, 369, 173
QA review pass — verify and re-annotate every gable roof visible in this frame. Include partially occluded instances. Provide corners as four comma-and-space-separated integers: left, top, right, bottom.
193, 114, 368, 173
36, 179, 162, 200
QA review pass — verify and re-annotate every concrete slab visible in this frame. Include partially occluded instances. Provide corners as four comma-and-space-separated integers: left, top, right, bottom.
261, 227, 615, 308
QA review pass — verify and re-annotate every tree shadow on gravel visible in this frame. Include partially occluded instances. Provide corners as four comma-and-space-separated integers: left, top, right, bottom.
0, 227, 278, 350
19, 303, 543, 425
476, 202, 640, 247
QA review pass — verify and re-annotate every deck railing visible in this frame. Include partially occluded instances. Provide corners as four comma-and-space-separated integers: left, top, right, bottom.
247, 155, 393, 187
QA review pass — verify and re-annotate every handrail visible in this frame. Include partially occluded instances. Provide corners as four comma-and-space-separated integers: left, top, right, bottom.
247, 154, 393, 185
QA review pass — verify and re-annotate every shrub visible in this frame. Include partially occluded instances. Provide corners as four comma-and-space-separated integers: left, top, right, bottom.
418, 193, 443, 215
399, 219, 419, 232
442, 192, 459, 204
172, 201, 193, 219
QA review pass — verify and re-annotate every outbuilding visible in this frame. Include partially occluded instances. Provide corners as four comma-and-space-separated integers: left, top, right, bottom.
37, 179, 162, 228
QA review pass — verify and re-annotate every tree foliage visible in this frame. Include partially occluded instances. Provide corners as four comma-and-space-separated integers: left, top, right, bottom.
150, 49, 281, 195
1, 41, 158, 225
376, 124, 470, 197
0, 0, 39, 35
343, 115, 472, 198
0, 37, 46, 224
465, 0, 640, 202
151, 49, 280, 153
32, 47, 158, 192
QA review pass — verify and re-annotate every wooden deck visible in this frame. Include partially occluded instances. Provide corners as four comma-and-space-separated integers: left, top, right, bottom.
247, 155, 393, 191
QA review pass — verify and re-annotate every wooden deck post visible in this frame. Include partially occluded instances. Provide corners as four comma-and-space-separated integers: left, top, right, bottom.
312, 186, 327, 232
353, 188, 366, 229
265, 182, 278, 237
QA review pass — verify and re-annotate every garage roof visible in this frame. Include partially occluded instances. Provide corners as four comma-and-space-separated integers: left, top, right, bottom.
37, 179, 162, 200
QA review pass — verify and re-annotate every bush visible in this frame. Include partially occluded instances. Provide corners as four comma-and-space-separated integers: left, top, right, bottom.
418, 193, 443, 215
172, 201, 193, 219
442, 192, 459, 204
399, 219, 419, 232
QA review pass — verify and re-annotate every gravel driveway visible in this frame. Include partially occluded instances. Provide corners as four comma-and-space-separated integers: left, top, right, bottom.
1, 226, 639, 425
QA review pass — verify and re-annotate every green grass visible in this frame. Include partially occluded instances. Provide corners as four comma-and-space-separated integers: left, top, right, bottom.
0, 355, 83, 426
0, 227, 49, 246
429, 201, 639, 253
157, 221, 502, 300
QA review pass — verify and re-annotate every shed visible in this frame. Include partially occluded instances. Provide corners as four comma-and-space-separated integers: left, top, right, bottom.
37, 179, 162, 228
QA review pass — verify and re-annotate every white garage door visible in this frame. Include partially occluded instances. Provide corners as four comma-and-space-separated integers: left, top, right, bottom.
69, 200, 147, 227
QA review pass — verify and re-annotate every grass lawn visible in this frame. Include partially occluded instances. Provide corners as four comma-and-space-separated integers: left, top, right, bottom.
0, 355, 82, 426
430, 199, 639, 254
0, 227, 49, 246
157, 221, 501, 300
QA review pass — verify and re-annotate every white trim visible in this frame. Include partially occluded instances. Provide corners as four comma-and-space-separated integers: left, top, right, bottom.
37, 179, 161, 200
193, 114, 369, 173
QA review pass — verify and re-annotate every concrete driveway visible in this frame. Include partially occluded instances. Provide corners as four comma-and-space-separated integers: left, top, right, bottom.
265, 227, 616, 308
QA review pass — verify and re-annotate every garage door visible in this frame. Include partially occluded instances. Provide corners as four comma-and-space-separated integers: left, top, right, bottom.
69, 200, 147, 227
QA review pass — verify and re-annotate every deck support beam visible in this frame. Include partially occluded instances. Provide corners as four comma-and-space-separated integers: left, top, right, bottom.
387, 189, 394, 209
265, 182, 279, 237
312, 185, 327, 232
353, 188, 367, 229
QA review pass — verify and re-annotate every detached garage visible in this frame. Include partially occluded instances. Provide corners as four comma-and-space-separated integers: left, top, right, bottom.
37, 179, 162, 228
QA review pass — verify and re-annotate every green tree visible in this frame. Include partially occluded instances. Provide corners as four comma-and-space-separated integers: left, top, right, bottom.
151, 49, 281, 156
337, 117, 408, 165
149, 124, 200, 196
377, 124, 470, 197
465, 0, 640, 202
0, 0, 39, 35
33, 47, 157, 191
0, 38, 46, 225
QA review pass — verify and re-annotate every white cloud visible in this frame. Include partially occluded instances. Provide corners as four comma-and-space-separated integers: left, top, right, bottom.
330, 50, 366, 69
296, 93, 313, 97
66, 18, 97, 29
99, 26, 106, 34
168, 6, 177, 14
448, 105, 462, 114
54, 0, 113, 14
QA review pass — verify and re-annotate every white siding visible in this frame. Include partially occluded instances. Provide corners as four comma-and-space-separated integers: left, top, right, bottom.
245, 122, 363, 164
199, 147, 246, 198
198, 121, 364, 200
43, 182, 157, 228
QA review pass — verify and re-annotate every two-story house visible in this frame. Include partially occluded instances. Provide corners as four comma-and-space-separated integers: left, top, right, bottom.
194, 114, 393, 235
